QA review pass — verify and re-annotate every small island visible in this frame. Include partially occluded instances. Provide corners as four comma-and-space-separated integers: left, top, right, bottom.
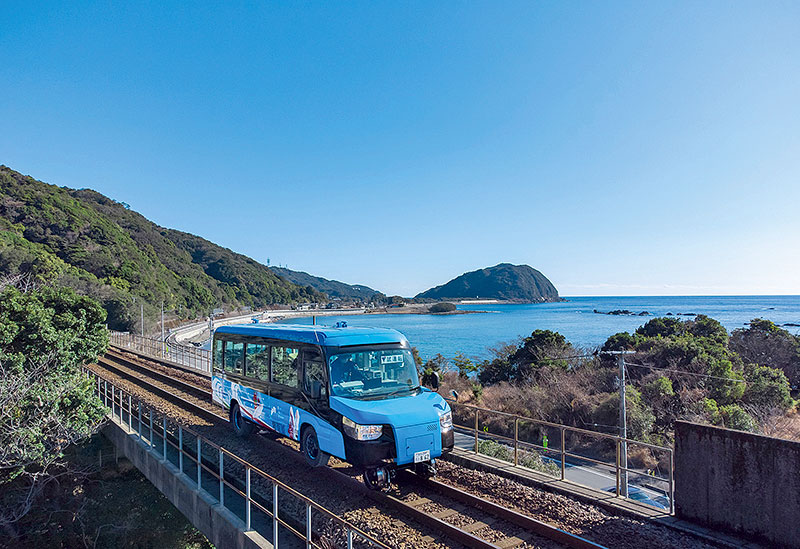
414, 263, 563, 303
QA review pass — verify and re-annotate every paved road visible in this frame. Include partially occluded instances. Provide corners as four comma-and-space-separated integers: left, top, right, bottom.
452, 430, 670, 509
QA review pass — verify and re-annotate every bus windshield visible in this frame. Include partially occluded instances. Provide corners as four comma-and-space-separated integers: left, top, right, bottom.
328, 349, 420, 399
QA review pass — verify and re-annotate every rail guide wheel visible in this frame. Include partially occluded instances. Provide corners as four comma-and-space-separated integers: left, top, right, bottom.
363, 466, 393, 491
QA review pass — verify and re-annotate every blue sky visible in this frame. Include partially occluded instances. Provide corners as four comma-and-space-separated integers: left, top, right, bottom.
2, 3, 799, 296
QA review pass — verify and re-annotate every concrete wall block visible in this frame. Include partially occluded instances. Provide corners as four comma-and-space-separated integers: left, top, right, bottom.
675, 421, 800, 548
102, 422, 272, 549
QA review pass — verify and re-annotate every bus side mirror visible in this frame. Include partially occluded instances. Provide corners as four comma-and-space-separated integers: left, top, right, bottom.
429, 371, 439, 390
310, 380, 322, 399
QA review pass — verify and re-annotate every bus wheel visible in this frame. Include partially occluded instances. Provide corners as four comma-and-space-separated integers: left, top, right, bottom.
301, 426, 330, 468
230, 402, 254, 438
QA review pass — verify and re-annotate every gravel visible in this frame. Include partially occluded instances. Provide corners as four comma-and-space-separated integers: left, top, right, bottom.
435, 460, 723, 549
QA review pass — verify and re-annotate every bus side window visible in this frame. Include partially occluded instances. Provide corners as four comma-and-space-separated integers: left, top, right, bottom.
213, 339, 224, 371
246, 343, 270, 381
225, 341, 244, 375
271, 346, 298, 387
303, 349, 325, 397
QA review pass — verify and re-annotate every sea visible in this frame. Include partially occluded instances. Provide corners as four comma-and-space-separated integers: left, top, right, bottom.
282, 296, 800, 361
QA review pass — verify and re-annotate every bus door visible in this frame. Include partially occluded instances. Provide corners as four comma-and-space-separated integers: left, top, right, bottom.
224, 341, 245, 406
301, 347, 329, 420
269, 344, 303, 439
243, 342, 270, 416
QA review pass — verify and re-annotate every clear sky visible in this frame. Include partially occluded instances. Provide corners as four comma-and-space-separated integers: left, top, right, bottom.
2, 3, 799, 297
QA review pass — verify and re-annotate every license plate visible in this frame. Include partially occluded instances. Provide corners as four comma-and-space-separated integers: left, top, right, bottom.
414, 450, 430, 463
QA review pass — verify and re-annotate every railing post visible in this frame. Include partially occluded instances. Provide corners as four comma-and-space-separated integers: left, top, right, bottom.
474, 409, 479, 453
163, 417, 167, 458
305, 503, 311, 548
669, 449, 674, 515
219, 449, 224, 507
347, 529, 353, 549
149, 409, 154, 449
273, 482, 279, 549
128, 395, 132, 428
138, 403, 142, 440
615, 439, 620, 497
513, 417, 519, 466
560, 427, 566, 480
178, 426, 183, 473
197, 438, 202, 489
246, 466, 252, 530
111, 386, 115, 418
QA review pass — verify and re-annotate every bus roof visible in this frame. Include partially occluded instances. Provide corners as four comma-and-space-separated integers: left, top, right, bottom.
213, 323, 408, 347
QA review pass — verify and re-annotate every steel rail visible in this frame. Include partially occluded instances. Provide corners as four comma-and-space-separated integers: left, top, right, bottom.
94, 350, 608, 549
93, 356, 223, 424
419, 476, 606, 549
104, 348, 213, 398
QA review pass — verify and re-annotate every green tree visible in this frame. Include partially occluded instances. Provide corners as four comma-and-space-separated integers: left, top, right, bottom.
636, 317, 685, 338
688, 315, 728, 345
718, 404, 756, 432
452, 353, 477, 379
741, 364, 793, 411
601, 332, 637, 352
730, 319, 800, 391
706, 359, 745, 404
0, 277, 109, 530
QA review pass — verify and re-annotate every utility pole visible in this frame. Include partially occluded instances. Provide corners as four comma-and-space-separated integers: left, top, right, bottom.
617, 352, 628, 497
602, 350, 635, 498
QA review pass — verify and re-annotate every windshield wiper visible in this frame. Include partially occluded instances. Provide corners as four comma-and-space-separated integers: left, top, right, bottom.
382, 385, 420, 398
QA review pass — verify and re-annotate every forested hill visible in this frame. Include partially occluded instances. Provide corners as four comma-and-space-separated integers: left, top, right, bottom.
416, 263, 561, 302
0, 165, 322, 331
270, 267, 385, 303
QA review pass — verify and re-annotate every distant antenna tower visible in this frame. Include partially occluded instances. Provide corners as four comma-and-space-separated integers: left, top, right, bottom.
267, 258, 270, 266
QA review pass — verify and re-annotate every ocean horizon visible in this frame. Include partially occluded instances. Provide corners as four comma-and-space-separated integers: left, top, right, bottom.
284, 295, 800, 361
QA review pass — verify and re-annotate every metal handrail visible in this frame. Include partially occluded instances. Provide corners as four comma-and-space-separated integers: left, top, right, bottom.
87, 367, 389, 548
446, 397, 674, 515
110, 332, 211, 374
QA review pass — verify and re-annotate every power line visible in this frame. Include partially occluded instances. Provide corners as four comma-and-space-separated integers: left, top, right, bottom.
625, 361, 746, 383
541, 352, 598, 360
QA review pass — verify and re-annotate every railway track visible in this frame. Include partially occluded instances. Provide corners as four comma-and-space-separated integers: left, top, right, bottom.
94, 347, 606, 549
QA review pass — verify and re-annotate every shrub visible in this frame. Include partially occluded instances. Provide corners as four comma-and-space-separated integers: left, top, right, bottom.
0, 276, 109, 527
636, 317, 685, 338
742, 364, 793, 411
452, 352, 477, 378
718, 404, 756, 432
476, 439, 559, 476
592, 387, 655, 441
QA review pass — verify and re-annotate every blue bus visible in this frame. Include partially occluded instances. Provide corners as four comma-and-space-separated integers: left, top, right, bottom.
211, 323, 454, 489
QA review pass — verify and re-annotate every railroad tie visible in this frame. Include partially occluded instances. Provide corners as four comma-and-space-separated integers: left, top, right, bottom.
432, 508, 459, 520
408, 497, 431, 508
495, 536, 526, 549
463, 520, 492, 533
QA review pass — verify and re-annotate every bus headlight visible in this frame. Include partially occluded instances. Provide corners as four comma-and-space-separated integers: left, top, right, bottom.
439, 411, 453, 432
342, 416, 383, 441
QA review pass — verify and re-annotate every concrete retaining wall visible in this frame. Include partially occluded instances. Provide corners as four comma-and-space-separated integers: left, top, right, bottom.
102, 422, 271, 549
674, 420, 800, 548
